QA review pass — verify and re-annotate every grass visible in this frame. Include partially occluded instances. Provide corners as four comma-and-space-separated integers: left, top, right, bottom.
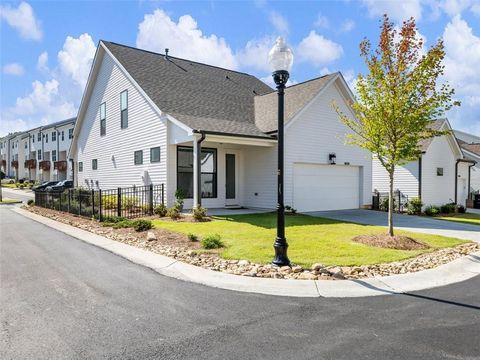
0, 198, 21, 204
436, 213, 480, 226
1, 183, 18, 188
152, 212, 468, 267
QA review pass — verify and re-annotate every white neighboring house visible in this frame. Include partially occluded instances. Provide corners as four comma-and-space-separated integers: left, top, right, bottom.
372, 119, 475, 208
70, 41, 372, 212
0, 118, 76, 182
455, 129, 480, 194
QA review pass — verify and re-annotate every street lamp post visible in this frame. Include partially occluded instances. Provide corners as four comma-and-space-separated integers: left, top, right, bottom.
269, 37, 293, 267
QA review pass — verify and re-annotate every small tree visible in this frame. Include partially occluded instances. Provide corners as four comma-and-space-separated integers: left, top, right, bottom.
334, 15, 459, 236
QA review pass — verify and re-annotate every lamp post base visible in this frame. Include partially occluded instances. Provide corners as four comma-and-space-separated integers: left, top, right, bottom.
272, 237, 290, 267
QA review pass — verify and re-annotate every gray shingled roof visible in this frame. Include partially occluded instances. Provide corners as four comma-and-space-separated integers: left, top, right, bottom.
419, 119, 447, 151
254, 73, 337, 133
103, 41, 274, 138
457, 138, 480, 156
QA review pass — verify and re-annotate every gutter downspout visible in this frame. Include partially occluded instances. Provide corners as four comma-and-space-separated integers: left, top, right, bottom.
194, 131, 206, 208
418, 156, 422, 200
455, 160, 459, 205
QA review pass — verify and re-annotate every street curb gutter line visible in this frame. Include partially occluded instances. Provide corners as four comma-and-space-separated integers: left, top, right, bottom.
12, 207, 480, 298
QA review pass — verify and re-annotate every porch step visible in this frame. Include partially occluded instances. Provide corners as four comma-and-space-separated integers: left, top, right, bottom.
224, 205, 244, 210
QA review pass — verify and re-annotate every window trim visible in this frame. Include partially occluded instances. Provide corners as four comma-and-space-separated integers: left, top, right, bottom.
52, 131, 56, 142
37, 150, 42, 160
150, 147, 160, 163
134, 150, 143, 165
68, 128, 73, 139
176, 146, 217, 199
78, 161, 83, 172
436, 167, 444, 176
100, 102, 106, 136
120, 90, 128, 129
52, 150, 57, 162
92, 159, 98, 170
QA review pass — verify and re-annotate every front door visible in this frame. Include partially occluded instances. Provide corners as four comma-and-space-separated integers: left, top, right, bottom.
225, 153, 238, 206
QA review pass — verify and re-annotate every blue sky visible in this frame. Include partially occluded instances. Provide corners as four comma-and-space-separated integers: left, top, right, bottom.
1, 0, 479, 136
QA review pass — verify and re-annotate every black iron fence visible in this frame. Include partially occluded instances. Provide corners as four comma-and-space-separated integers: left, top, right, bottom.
372, 190, 408, 213
35, 184, 165, 221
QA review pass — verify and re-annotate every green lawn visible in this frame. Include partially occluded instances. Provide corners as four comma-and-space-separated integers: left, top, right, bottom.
0, 199, 21, 204
436, 213, 480, 226
1, 183, 18, 188
152, 213, 468, 267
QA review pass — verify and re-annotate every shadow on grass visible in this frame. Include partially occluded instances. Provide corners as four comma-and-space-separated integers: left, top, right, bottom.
212, 212, 364, 230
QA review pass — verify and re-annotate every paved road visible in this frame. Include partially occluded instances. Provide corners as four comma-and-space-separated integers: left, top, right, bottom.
309, 209, 480, 242
1, 187, 34, 203
1, 207, 480, 360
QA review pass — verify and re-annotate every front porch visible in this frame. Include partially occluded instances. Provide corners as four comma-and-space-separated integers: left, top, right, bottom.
167, 130, 277, 210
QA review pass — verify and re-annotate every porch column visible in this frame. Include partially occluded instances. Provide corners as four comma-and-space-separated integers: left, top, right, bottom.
192, 132, 206, 209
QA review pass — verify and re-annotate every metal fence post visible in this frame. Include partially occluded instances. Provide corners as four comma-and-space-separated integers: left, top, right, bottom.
68, 189, 71, 213
117, 187, 121, 217
99, 189, 103, 222
398, 191, 401, 213
161, 183, 165, 205
149, 184, 154, 215
79, 190, 82, 216
59, 191, 62, 211
91, 189, 95, 218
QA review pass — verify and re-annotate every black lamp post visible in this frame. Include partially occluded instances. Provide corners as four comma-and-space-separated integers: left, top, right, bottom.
269, 37, 293, 267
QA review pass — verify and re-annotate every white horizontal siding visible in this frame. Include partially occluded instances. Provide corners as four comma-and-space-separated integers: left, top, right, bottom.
75, 52, 167, 191
372, 157, 420, 199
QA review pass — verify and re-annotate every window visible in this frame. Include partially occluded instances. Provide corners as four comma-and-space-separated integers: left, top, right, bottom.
134, 150, 143, 165
177, 146, 217, 198
52, 150, 57, 162
38, 133, 41, 141
92, 159, 98, 170
68, 128, 73, 139
78, 162, 83, 172
120, 90, 128, 129
32, 135, 35, 143
45, 133, 48, 143
437, 167, 444, 176
150, 147, 160, 163
37, 150, 42, 160
24, 142, 27, 149
100, 102, 106, 136
61, 131, 64, 141
52, 131, 56, 141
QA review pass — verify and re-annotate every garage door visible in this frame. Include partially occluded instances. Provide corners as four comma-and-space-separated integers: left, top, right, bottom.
293, 163, 360, 212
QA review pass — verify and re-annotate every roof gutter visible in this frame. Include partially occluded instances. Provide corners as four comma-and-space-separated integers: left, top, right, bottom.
192, 129, 276, 141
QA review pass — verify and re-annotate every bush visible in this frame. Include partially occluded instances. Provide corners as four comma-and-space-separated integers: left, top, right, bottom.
285, 205, 297, 215
187, 233, 198, 242
19, 184, 25, 189
424, 205, 440, 216
440, 203, 456, 214
103, 216, 127, 223
457, 205, 466, 213
192, 206, 207, 221
102, 195, 117, 210
122, 197, 137, 211
406, 197, 423, 215
15, 183, 19, 188
27, 199, 34, 206
112, 220, 134, 229
154, 203, 167, 217
132, 219, 153, 232
166, 207, 180, 220
202, 234, 224, 249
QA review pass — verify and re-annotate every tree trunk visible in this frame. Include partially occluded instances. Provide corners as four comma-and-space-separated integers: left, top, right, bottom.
388, 170, 394, 237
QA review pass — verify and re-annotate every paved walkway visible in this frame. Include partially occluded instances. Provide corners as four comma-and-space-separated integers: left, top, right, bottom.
307, 209, 480, 242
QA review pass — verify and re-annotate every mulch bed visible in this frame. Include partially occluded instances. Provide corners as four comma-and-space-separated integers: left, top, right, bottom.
352, 234, 429, 250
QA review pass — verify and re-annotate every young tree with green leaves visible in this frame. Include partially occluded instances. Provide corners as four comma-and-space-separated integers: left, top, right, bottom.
334, 15, 459, 237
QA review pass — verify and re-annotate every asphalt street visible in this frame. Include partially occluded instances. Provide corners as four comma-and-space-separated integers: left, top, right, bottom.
1, 206, 479, 360
0, 187, 35, 203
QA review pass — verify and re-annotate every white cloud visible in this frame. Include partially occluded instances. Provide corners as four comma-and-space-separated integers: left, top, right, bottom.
296, 31, 343, 66
362, 0, 422, 22
236, 36, 275, 72
269, 10, 289, 35
0, 1, 42, 40
136, 9, 238, 70
439, 0, 477, 16
314, 14, 329, 29
341, 19, 355, 32
442, 16, 480, 132
37, 51, 48, 71
3, 63, 24, 76
58, 33, 96, 89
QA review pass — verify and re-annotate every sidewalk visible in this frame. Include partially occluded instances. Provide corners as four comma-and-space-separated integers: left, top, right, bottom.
13, 207, 480, 298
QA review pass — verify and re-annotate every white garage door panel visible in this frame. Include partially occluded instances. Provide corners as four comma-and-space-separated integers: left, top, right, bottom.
293, 164, 359, 212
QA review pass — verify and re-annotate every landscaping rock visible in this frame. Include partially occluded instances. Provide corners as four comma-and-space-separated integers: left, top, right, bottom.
298, 272, 317, 280
292, 265, 303, 273
238, 260, 250, 266
311, 263, 324, 271
146, 232, 156, 241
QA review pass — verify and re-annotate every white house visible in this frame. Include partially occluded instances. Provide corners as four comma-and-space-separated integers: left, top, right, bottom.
372, 119, 475, 207
455, 129, 480, 194
0, 118, 76, 182
70, 41, 372, 212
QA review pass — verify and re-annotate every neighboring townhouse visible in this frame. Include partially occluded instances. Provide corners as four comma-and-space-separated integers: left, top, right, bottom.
0, 117, 76, 182
455, 129, 480, 194
372, 119, 476, 208
70, 41, 372, 212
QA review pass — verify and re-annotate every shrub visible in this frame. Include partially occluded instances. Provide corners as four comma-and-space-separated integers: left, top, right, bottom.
27, 199, 34, 206
102, 195, 117, 210
122, 197, 137, 211
166, 207, 180, 220
202, 234, 224, 249
457, 205, 466, 213
192, 206, 207, 221
15, 183, 19, 188
112, 220, 134, 229
424, 205, 440, 216
132, 219, 153, 232
174, 189, 185, 210
406, 197, 423, 215
285, 205, 297, 215
187, 233, 198, 242
440, 203, 456, 214
19, 184, 25, 189
103, 216, 127, 223
154, 204, 167, 217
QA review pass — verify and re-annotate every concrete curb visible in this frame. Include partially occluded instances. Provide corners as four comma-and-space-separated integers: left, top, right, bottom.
12, 207, 480, 298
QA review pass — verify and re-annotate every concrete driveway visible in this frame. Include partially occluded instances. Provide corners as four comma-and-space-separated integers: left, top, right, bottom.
306, 209, 480, 242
